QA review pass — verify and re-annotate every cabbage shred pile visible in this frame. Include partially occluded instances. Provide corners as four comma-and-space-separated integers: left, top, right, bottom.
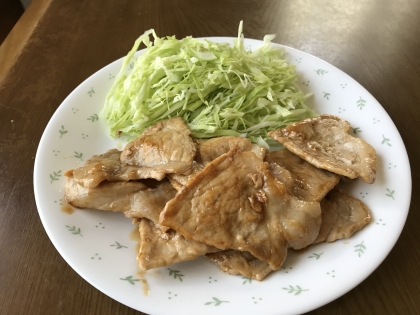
102, 22, 317, 148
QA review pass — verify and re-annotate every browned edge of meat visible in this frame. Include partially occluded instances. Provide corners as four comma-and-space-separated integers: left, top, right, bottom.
137, 219, 218, 270
64, 172, 148, 211
268, 114, 377, 184
266, 149, 340, 202
206, 250, 273, 281
314, 187, 373, 243
160, 148, 321, 270
120, 117, 197, 175
69, 148, 166, 189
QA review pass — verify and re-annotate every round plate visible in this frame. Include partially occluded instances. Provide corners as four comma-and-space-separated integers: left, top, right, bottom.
33, 37, 411, 315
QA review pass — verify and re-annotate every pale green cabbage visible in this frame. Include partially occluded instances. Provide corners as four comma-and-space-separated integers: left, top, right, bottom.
102, 21, 317, 148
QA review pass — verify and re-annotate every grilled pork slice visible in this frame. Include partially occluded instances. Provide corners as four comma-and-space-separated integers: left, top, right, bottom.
268, 115, 377, 184
160, 149, 321, 270
168, 161, 204, 191
124, 181, 176, 223
71, 149, 165, 188
64, 171, 147, 211
197, 136, 267, 164
120, 117, 196, 176
168, 136, 267, 191
207, 187, 372, 280
122, 181, 218, 268
266, 149, 340, 202
205, 148, 339, 280
125, 181, 177, 232
206, 250, 273, 281
137, 219, 218, 270
314, 187, 372, 243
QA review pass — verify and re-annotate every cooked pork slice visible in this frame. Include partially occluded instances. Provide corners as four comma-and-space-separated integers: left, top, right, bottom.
266, 149, 340, 202
206, 149, 339, 278
137, 219, 218, 270
206, 250, 272, 281
124, 181, 177, 225
160, 149, 321, 270
65, 171, 148, 211
208, 186, 371, 278
167, 176, 183, 191
314, 188, 372, 243
268, 115, 377, 184
120, 117, 196, 175
70, 148, 165, 188
168, 161, 205, 191
168, 137, 267, 191
197, 136, 267, 164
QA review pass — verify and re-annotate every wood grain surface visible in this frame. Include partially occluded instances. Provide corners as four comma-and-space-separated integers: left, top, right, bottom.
0, 0, 52, 80
1, 0, 419, 314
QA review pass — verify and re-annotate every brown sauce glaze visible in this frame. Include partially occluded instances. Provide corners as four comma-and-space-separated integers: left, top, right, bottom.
61, 199, 75, 214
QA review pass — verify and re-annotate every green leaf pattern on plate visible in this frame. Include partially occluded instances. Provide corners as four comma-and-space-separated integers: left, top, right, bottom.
357, 97, 366, 109
87, 87, 95, 97
242, 276, 252, 284
168, 268, 184, 282
382, 134, 392, 146
120, 276, 140, 285
314, 69, 328, 75
65, 225, 83, 237
87, 114, 99, 122
205, 297, 229, 306
353, 127, 362, 134
59, 125, 68, 138
50, 170, 62, 183
308, 252, 323, 260
282, 285, 309, 295
74, 151, 83, 160
110, 241, 127, 249
354, 241, 366, 257
386, 188, 395, 200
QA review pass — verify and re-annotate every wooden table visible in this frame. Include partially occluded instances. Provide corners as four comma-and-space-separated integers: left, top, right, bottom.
1, 0, 419, 314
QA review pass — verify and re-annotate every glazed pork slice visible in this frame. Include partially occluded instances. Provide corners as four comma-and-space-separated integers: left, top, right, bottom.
160, 149, 321, 270
266, 149, 340, 202
197, 136, 267, 164
65, 171, 148, 211
125, 181, 217, 267
207, 186, 372, 279
206, 148, 338, 280
168, 161, 204, 191
120, 117, 196, 175
125, 181, 176, 232
124, 181, 177, 222
268, 115, 377, 184
71, 148, 166, 188
168, 136, 267, 191
314, 187, 373, 243
137, 219, 218, 270
206, 250, 273, 281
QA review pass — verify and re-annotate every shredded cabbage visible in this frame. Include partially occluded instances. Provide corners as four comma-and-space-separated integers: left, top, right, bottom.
102, 21, 317, 148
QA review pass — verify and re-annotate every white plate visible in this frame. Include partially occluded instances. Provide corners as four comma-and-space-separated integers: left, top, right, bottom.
34, 37, 411, 315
